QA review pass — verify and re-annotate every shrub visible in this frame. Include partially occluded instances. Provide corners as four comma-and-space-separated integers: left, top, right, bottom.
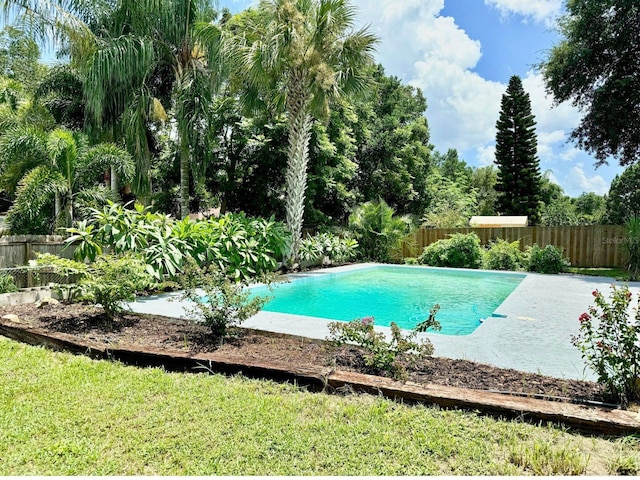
624, 215, 640, 280
484, 238, 524, 271
0, 273, 17, 293
67, 202, 290, 281
81, 254, 153, 321
418, 233, 483, 269
572, 284, 640, 406
178, 259, 271, 338
35, 253, 88, 301
327, 317, 435, 380
66, 202, 189, 280
36, 252, 153, 320
526, 244, 569, 274
299, 232, 358, 266
348, 200, 413, 263
191, 213, 290, 280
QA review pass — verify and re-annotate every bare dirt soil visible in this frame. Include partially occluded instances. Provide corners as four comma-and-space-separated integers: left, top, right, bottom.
0, 302, 609, 405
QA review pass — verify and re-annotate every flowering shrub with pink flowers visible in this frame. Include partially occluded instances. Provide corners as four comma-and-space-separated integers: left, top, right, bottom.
327, 317, 435, 379
572, 284, 640, 405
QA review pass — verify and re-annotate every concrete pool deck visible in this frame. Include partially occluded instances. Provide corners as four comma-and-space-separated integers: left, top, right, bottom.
126, 263, 640, 382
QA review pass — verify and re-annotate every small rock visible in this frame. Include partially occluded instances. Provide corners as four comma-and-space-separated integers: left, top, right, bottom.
35, 297, 59, 308
1, 313, 21, 323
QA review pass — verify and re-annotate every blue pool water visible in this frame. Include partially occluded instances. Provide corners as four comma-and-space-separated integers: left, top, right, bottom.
249, 265, 525, 335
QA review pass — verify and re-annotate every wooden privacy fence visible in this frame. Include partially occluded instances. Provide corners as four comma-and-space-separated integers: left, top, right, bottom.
0, 235, 73, 269
402, 225, 629, 268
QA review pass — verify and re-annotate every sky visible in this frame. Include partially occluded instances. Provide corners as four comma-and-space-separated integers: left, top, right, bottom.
221, 0, 625, 198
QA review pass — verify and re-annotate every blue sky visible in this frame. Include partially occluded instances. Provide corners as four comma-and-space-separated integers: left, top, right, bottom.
220, 0, 625, 198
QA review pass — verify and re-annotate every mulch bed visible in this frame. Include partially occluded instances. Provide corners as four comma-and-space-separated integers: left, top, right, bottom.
0, 302, 609, 405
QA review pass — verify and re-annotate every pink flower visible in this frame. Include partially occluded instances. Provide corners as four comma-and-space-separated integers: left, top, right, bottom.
592, 290, 599, 297
361, 316, 374, 326
579, 312, 591, 323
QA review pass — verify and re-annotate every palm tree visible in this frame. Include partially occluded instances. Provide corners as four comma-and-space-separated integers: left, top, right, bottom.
3, 0, 221, 213
228, 0, 377, 264
0, 126, 133, 233
79, 0, 222, 215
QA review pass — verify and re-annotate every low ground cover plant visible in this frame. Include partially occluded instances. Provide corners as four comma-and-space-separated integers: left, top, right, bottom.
3, 337, 639, 475
327, 317, 437, 380
418, 232, 483, 268
572, 284, 640, 406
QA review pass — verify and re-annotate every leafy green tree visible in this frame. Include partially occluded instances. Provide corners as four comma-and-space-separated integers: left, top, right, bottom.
605, 165, 640, 225
573, 192, 606, 225
495, 75, 542, 224
540, 0, 640, 166
540, 195, 578, 226
433, 148, 472, 185
306, 99, 359, 226
471, 165, 498, 216
230, 0, 377, 264
0, 26, 47, 92
538, 170, 564, 206
422, 172, 477, 228
353, 65, 432, 216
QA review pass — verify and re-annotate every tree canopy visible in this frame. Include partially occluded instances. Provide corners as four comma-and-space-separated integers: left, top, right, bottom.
494, 75, 542, 224
541, 0, 640, 166
606, 164, 640, 224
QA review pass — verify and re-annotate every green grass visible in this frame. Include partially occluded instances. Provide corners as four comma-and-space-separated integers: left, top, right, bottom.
567, 267, 630, 279
0, 337, 638, 475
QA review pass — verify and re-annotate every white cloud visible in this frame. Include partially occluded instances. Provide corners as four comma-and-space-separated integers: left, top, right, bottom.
353, 0, 504, 152
563, 166, 609, 196
484, 0, 562, 24
348, 0, 619, 197
476, 145, 496, 166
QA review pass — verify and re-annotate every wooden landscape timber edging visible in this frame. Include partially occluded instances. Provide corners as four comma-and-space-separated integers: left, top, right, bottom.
1, 318, 639, 436
403, 225, 628, 268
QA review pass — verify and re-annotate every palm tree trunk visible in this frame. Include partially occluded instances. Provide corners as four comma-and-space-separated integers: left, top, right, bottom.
179, 128, 190, 219
64, 192, 73, 228
54, 194, 62, 221
110, 166, 118, 196
284, 71, 313, 265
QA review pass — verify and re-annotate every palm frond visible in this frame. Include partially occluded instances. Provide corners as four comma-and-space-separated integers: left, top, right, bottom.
5, 164, 64, 233
0, 124, 48, 193
83, 34, 155, 127
81, 142, 134, 184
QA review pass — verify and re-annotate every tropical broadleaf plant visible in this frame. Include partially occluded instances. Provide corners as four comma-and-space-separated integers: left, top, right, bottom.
349, 199, 413, 263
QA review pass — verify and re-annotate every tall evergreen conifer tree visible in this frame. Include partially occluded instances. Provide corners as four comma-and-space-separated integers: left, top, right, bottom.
494, 75, 541, 224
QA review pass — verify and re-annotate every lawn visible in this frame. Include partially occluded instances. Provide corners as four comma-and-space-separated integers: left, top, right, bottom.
0, 337, 638, 475
567, 267, 630, 280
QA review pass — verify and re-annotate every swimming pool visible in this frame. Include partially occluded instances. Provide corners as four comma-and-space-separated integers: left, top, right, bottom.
250, 265, 525, 335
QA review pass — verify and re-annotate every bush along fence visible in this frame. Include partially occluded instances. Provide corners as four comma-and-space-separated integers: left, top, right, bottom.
402, 225, 628, 268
